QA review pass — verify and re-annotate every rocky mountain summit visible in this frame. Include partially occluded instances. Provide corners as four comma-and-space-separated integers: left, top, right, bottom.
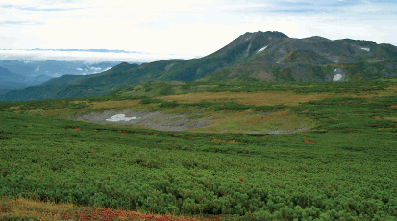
202, 31, 397, 82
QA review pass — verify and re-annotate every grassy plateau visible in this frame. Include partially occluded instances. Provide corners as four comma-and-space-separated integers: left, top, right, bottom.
1, 77, 397, 220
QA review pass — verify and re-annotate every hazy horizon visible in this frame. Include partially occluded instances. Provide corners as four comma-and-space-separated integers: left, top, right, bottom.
1, 0, 396, 61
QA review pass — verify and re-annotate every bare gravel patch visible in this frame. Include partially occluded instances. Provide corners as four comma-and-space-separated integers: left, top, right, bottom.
70, 109, 311, 134
69, 109, 213, 131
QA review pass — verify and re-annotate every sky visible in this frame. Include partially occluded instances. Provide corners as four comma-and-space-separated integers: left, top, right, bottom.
0, 0, 396, 61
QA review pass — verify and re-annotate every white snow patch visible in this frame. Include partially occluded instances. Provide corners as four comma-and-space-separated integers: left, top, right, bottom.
333, 74, 343, 81
334, 68, 337, 72
106, 114, 140, 122
257, 45, 268, 54
360, 47, 370, 52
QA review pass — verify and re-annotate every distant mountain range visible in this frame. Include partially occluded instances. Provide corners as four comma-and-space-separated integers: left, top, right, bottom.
1, 31, 397, 101
0, 60, 127, 95
0, 66, 29, 95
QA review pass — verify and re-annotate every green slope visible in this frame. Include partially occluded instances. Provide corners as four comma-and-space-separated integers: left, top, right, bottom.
1, 77, 397, 220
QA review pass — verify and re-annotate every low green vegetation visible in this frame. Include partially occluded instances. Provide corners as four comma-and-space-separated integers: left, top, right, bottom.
1, 77, 397, 220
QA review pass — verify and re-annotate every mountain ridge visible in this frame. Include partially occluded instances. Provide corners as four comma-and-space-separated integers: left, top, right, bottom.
1, 31, 397, 101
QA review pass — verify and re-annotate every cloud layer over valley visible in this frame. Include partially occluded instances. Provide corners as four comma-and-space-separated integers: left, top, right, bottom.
0, 49, 196, 62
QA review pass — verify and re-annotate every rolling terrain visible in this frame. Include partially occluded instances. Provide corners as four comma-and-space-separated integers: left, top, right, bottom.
1, 77, 397, 220
1, 31, 397, 102
0, 60, 123, 99
1, 31, 397, 220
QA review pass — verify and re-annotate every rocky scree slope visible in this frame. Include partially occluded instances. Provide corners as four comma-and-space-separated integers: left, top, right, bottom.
203, 33, 397, 82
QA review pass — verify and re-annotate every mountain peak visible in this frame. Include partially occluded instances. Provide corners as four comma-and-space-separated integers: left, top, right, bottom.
109, 62, 138, 72
242, 31, 288, 39
117, 62, 130, 66
302, 36, 331, 42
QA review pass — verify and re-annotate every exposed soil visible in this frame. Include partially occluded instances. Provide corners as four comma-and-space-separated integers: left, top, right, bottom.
69, 109, 213, 131
70, 109, 311, 134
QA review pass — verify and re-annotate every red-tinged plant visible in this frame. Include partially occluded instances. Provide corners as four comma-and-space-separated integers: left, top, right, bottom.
304, 140, 313, 143
239, 177, 243, 182
74, 128, 81, 131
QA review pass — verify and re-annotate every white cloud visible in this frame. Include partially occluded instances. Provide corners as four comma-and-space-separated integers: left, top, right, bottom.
0, 0, 396, 57
0, 49, 195, 62
76, 68, 83, 71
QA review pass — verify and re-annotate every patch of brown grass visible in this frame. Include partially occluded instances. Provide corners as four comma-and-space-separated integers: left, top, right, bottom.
352, 84, 397, 98
89, 100, 140, 110
191, 109, 311, 134
0, 196, 75, 221
160, 91, 330, 106
40, 109, 55, 116
281, 52, 293, 62
212, 138, 237, 143
39, 108, 70, 117
373, 116, 397, 122
0, 196, 228, 221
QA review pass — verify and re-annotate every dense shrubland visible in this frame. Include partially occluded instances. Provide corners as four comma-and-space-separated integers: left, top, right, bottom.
1, 77, 397, 220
